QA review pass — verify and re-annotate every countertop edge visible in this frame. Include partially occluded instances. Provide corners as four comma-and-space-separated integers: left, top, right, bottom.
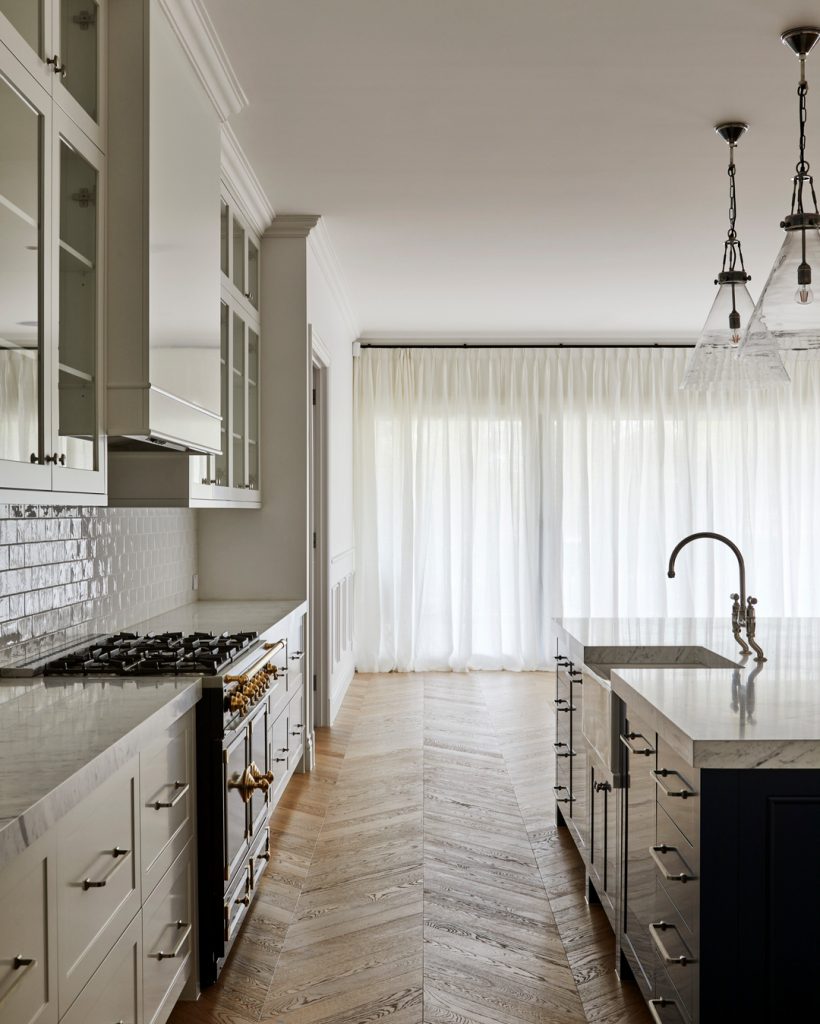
0, 679, 202, 871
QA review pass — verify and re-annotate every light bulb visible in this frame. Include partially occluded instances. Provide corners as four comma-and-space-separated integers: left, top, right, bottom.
795, 284, 814, 304
730, 330, 742, 346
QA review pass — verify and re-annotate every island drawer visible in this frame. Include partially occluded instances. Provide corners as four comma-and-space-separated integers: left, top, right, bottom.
57, 755, 140, 1012
142, 838, 194, 1024
140, 709, 195, 900
655, 805, 699, 935
0, 830, 57, 1024
60, 912, 142, 1024
654, 736, 699, 847
649, 886, 698, 1024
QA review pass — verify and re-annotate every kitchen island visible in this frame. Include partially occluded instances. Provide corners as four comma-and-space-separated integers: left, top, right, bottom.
553, 616, 820, 1024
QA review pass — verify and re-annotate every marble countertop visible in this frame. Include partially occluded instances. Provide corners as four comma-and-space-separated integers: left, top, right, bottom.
554, 617, 820, 769
0, 676, 201, 870
0, 598, 306, 869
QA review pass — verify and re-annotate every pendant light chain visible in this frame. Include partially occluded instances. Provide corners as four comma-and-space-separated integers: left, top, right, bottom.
790, 57, 819, 219
721, 143, 747, 278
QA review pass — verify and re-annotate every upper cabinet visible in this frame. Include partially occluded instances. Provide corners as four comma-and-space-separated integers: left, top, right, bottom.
106, 0, 221, 454
0, 0, 105, 149
0, 7, 106, 498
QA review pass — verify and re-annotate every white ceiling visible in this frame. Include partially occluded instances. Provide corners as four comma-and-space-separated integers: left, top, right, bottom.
204, 0, 820, 339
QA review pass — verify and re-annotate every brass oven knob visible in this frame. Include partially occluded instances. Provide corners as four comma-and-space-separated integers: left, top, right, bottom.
249, 763, 274, 785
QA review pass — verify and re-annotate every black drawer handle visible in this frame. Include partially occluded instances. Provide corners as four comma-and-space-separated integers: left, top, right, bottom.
620, 732, 656, 756
649, 921, 697, 966
556, 704, 576, 713
594, 781, 612, 793
649, 844, 697, 883
652, 769, 696, 800
556, 748, 576, 759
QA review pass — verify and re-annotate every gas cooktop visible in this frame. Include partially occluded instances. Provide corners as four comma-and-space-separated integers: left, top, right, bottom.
41, 630, 258, 677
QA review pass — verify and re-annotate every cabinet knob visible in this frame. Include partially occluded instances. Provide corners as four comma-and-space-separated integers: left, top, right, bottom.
30, 452, 41, 464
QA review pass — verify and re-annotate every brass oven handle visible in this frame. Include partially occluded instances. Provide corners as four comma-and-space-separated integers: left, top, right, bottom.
224, 639, 286, 684
152, 781, 189, 810
228, 763, 273, 803
649, 921, 696, 966
154, 920, 192, 960
0, 957, 38, 1008
620, 732, 656, 756
652, 769, 696, 800
649, 844, 697, 883
82, 847, 131, 890
648, 998, 678, 1024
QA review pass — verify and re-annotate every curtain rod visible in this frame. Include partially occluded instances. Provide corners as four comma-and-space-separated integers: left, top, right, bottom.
357, 342, 695, 350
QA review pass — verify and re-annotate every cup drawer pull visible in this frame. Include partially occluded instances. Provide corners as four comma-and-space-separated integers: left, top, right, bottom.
81, 846, 131, 890
620, 732, 656, 756
154, 920, 192, 960
152, 781, 189, 810
0, 957, 37, 1008
649, 844, 697, 883
649, 921, 696, 966
652, 769, 696, 799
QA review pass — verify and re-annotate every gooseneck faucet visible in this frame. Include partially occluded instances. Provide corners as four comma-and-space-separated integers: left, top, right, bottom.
667, 532, 765, 662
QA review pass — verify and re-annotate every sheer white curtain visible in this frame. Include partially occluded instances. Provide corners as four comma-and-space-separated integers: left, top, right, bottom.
354, 346, 820, 672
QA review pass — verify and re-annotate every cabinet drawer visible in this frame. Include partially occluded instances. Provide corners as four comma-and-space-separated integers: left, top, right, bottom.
649, 887, 698, 1023
287, 687, 305, 772
142, 839, 194, 1024
269, 705, 290, 806
0, 831, 57, 1024
59, 912, 142, 1024
141, 710, 194, 899
655, 805, 699, 936
654, 736, 699, 848
57, 756, 140, 1012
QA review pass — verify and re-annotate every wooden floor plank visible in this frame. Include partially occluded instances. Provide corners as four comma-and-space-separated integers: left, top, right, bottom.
170, 671, 650, 1024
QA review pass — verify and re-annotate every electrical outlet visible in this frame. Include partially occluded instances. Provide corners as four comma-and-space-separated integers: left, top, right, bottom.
192, 573, 199, 591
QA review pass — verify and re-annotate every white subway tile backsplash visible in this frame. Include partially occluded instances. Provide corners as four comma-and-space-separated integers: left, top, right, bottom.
0, 505, 197, 667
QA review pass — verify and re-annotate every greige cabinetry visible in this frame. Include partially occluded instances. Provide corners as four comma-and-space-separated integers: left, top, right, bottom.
0, 706, 197, 1024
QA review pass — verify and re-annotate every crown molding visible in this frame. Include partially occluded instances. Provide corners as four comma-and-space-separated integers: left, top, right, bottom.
264, 215, 321, 239
157, 0, 248, 121
221, 125, 274, 236
308, 219, 360, 341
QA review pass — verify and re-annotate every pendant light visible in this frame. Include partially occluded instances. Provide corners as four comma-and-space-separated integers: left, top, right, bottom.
682, 123, 789, 389
742, 27, 820, 353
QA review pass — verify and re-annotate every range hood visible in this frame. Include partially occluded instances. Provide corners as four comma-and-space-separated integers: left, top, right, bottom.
106, 0, 222, 455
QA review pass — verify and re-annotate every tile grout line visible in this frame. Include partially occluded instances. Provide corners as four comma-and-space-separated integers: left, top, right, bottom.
476, 673, 590, 1024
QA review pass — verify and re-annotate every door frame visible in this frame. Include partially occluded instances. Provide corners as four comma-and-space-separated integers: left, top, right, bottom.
309, 326, 331, 728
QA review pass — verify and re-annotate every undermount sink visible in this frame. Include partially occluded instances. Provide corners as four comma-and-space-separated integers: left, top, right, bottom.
585, 645, 738, 681
581, 646, 738, 772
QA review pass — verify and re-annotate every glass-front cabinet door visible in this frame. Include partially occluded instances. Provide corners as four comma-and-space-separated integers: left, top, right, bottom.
192, 187, 261, 506
0, 0, 105, 147
51, 110, 104, 493
0, 49, 53, 491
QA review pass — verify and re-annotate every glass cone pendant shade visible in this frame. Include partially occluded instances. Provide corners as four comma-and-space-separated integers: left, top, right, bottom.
682, 282, 790, 389
742, 225, 820, 350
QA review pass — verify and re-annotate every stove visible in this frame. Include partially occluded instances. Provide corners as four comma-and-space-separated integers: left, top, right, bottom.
41, 630, 258, 677
8, 617, 302, 989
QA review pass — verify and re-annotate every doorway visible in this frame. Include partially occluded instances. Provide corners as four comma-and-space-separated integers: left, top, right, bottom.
310, 329, 330, 728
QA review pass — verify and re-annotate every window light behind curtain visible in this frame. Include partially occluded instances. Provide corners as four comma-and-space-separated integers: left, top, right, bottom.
354, 347, 820, 673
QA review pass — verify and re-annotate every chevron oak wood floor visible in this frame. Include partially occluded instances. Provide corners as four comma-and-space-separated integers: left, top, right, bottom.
169, 673, 650, 1024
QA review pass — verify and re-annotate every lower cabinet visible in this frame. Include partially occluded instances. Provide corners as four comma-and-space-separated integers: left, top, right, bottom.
60, 914, 142, 1024
0, 707, 197, 1024
142, 841, 195, 1024
588, 752, 617, 927
0, 830, 57, 1024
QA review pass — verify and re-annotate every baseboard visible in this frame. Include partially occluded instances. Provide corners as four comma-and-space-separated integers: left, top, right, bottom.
329, 661, 356, 724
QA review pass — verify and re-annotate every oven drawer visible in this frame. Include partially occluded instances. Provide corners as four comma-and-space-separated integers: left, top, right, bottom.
59, 912, 142, 1024
224, 865, 251, 944
0, 830, 57, 1024
57, 755, 140, 1012
287, 686, 305, 772
142, 838, 194, 1024
140, 710, 194, 900
249, 826, 271, 890
223, 728, 249, 883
